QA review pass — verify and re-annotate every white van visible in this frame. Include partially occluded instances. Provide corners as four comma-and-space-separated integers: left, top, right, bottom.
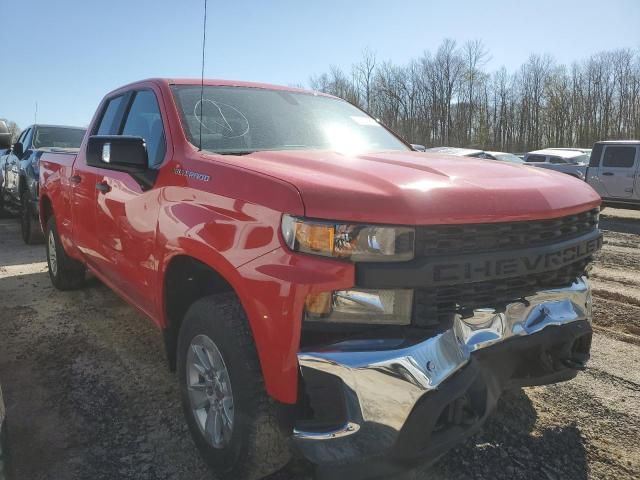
587, 140, 640, 208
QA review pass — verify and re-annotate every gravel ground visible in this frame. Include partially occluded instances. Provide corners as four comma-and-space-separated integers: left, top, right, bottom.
0, 208, 638, 480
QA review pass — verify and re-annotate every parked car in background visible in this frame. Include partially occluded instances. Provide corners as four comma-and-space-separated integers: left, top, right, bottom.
0, 122, 11, 213
484, 151, 525, 164
552, 147, 592, 156
0, 124, 85, 243
39, 78, 601, 479
424, 146, 485, 157
0, 121, 11, 157
424, 147, 524, 164
586, 140, 640, 209
524, 148, 589, 179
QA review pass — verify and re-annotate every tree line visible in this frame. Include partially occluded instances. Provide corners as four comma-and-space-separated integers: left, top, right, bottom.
309, 41, 640, 153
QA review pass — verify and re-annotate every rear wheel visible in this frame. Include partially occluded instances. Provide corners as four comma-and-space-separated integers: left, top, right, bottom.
177, 293, 291, 480
46, 216, 85, 290
21, 193, 43, 244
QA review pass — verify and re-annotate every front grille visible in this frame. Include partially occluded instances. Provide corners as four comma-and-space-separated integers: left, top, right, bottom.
415, 208, 599, 257
413, 255, 594, 330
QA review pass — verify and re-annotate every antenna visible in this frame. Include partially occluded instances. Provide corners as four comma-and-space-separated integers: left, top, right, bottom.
34, 101, 38, 124
199, 0, 208, 151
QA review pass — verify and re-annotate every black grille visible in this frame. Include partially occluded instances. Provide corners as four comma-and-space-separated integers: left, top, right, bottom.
415, 208, 599, 257
413, 259, 590, 330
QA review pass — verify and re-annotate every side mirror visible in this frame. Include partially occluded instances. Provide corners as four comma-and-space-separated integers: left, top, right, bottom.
12, 142, 24, 158
87, 136, 148, 173
411, 144, 426, 152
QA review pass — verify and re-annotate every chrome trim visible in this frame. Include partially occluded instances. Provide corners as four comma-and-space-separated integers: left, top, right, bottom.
294, 277, 591, 463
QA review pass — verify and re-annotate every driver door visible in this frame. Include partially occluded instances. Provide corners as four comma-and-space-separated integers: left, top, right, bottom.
92, 88, 168, 317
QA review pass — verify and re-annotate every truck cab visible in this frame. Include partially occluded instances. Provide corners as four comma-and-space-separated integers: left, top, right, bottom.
587, 140, 640, 208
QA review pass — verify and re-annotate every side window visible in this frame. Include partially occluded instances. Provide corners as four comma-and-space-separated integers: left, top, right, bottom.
526, 155, 545, 163
589, 144, 603, 167
21, 128, 33, 153
603, 146, 637, 168
16, 129, 28, 146
96, 95, 126, 135
549, 157, 566, 164
121, 90, 166, 168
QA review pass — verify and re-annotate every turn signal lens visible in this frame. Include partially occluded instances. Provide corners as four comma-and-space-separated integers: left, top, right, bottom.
296, 223, 335, 256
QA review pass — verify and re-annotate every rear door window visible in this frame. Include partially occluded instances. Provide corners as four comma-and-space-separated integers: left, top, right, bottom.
602, 146, 637, 168
526, 155, 546, 163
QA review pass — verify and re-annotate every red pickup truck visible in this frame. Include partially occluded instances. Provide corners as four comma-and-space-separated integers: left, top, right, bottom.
39, 78, 602, 479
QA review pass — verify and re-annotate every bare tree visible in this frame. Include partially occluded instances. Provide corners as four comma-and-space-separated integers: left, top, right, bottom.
308, 41, 640, 151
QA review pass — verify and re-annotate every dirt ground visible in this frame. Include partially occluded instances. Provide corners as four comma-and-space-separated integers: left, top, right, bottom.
0, 208, 638, 480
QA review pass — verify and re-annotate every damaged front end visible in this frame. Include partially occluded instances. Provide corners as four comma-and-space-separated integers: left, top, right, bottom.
294, 279, 593, 473
292, 210, 601, 475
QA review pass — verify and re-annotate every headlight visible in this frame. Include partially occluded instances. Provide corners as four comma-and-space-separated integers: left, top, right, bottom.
305, 289, 413, 325
281, 215, 414, 262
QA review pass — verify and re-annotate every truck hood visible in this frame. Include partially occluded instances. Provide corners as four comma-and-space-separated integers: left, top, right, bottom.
218, 150, 601, 225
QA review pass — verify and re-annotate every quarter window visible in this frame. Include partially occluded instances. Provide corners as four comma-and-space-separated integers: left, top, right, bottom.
121, 90, 166, 168
603, 146, 636, 168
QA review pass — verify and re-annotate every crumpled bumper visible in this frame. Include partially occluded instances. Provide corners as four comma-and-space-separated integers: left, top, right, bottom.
293, 277, 593, 471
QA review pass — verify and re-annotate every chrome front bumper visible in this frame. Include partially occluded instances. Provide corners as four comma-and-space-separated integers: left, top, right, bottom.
294, 277, 592, 466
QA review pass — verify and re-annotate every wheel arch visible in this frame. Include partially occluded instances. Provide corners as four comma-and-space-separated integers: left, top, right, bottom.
160, 251, 249, 372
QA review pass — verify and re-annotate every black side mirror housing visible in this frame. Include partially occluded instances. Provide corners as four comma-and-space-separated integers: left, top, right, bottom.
12, 142, 24, 158
87, 136, 148, 173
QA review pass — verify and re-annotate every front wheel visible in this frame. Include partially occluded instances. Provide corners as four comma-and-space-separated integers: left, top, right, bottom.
177, 293, 291, 480
46, 216, 86, 290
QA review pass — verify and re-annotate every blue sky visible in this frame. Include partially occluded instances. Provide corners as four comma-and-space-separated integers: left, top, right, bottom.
1, 0, 638, 129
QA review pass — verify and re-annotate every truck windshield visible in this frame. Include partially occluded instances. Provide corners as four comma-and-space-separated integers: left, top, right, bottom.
172, 85, 409, 155
33, 127, 86, 149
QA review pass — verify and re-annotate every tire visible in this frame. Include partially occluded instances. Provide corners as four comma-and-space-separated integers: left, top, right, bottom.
177, 293, 291, 480
21, 193, 44, 244
46, 216, 85, 290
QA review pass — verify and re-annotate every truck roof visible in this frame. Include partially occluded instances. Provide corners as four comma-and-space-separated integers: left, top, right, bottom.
594, 140, 640, 145
109, 78, 336, 98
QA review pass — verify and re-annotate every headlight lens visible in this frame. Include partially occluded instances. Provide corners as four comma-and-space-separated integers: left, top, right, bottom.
305, 289, 413, 325
281, 215, 414, 262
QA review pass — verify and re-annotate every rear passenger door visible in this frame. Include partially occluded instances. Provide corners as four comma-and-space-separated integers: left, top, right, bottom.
598, 145, 638, 198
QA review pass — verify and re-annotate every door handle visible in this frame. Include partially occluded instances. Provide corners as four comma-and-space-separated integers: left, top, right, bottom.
602, 172, 614, 176
96, 182, 111, 193
70, 175, 82, 184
